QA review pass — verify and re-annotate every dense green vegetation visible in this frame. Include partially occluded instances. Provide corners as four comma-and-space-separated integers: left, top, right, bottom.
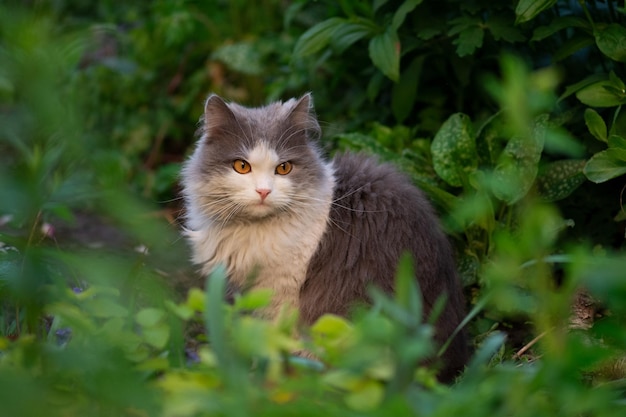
1, 0, 626, 415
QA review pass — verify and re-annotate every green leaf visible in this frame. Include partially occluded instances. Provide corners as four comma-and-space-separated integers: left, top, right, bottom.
86, 297, 129, 318
553, 34, 596, 61
391, 0, 423, 30
394, 253, 422, 320
559, 73, 606, 102
595, 23, 626, 63
584, 108, 608, 142
609, 134, 626, 149
164, 300, 194, 320
487, 15, 525, 43
584, 148, 626, 183
492, 115, 548, 204
576, 80, 626, 107
142, 324, 170, 349
344, 380, 385, 411
293, 17, 346, 57
186, 287, 205, 312
233, 288, 273, 311
431, 113, 478, 187
391, 55, 424, 123
448, 16, 484, 57
368, 28, 400, 81
531, 16, 590, 41
135, 308, 166, 327
331, 20, 375, 53
515, 0, 557, 24
311, 314, 353, 339
537, 160, 587, 201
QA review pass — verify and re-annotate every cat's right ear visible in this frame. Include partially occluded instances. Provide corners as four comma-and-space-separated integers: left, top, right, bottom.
202, 94, 236, 140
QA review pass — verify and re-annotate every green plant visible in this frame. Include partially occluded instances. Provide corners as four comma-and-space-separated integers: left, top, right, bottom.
2, 1, 626, 416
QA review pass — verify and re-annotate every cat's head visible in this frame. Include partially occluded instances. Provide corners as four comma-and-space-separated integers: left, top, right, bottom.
182, 94, 333, 224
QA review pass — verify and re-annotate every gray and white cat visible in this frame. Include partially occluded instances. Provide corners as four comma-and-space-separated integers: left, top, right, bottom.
181, 94, 468, 380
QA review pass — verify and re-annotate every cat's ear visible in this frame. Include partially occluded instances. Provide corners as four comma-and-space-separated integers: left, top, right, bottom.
288, 93, 321, 140
202, 94, 237, 140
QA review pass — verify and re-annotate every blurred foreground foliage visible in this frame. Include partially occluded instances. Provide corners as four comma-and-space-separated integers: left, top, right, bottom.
1, 0, 626, 416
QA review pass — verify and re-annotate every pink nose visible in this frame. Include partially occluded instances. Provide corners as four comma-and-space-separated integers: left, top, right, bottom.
256, 188, 271, 201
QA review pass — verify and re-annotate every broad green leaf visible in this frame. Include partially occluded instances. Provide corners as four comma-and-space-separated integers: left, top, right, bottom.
293, 17, 346, 57
493, 115, 548, 204
595, 24, 626, 63
584, 108, 608, 142
515, 0, 557, 24
136, 308, 166, 327
391, 55, 424, 123
391, 0, 423, 30
537, 159, 587, 201
584, 148, 626, 183
431, 113, 478, 187
576, 80, 626, 107
368, 28, 400, 81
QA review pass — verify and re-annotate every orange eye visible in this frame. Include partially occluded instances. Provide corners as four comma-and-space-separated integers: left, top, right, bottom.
233, 159, 251, 174
275, 161, 293, 175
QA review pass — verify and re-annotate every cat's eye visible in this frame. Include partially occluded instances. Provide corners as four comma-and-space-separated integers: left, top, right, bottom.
233, 159, 251, 174
275, 161, 293, 175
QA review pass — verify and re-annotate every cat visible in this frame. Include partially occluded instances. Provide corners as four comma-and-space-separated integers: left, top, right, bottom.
181, 93, 469, 381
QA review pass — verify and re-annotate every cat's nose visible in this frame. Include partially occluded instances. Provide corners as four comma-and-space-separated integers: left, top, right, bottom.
256, 188, 271, 202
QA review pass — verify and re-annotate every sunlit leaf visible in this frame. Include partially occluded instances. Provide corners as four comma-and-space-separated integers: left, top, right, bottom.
233, 288, 273, 311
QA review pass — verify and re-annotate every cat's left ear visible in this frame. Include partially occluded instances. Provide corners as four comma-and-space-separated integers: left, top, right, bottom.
288, 93, 321, 141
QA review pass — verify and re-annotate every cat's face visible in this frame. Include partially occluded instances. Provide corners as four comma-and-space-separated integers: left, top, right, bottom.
183, 94, 331, 223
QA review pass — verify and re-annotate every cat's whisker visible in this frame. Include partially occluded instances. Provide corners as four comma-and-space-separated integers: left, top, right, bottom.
290, 192, 388, 214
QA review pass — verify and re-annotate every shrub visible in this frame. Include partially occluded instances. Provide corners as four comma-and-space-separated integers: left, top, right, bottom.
1, 1, 626, 416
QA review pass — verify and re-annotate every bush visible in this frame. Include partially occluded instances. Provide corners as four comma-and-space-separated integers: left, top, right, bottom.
1, 1, 626, 416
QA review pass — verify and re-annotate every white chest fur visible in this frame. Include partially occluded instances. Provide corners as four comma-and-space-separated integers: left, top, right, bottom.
185, 202, 331, 316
